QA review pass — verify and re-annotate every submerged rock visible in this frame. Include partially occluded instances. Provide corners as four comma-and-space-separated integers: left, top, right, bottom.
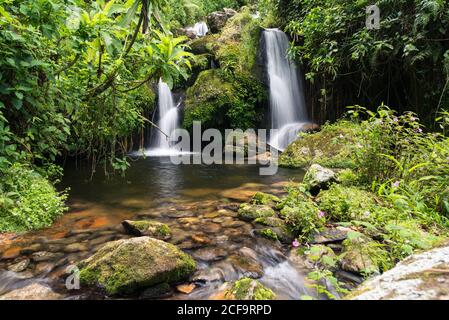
237, 204, 275, 221
0, 282, 62, 300
348, 245, 449, 300
227, 253, 263, 279
78, 237, 196, 295
227, 278, 276, 300
303, 164, 337, 194
192, 247, 227, 262
122, 220, 171, 240
140, 283, 173, 300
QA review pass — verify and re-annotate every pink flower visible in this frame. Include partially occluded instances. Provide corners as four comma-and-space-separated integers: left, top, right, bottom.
318, 210, 326, 218
393, 117, 399, 123
292, 239, 300, 248
392, 181, 400, 188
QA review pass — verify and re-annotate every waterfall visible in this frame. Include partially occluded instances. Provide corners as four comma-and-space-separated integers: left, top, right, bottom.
264, 28, 308, 151
192, 21, 209, 37
147, 79, 180, 156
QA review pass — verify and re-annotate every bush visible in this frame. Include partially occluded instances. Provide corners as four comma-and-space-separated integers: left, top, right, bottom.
281, 198, 325, 240
0, 164, 67, 232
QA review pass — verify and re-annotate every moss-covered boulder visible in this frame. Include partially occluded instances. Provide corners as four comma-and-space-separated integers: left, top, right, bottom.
254, 216, 285, 228
279, 120, 361, 169
226, 278, 276, 300
188, 35, 219, 55
122, 220, 171, 240
237, 203, 275, 221
78, 237, 196, 295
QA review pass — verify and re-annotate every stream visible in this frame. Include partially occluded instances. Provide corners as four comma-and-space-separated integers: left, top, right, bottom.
0, 157, 315, 300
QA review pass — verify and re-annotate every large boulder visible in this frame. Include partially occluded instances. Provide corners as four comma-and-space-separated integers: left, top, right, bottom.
303, 164, 337, 195
207, 8, 237, 33
78, 237, 196, 295
348, 245, 449, 300
121, 220, 171, 240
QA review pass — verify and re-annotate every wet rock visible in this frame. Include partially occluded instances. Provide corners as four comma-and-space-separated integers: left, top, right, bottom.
303, 164, 337, 195
217, 203, 240, 212
140, 283, 173, 300
163, 210, 195, 218
340, 237, 380, 275
227, 278, 276, 300
0, 282, 62, 300
255, 227, 294, 244
169, 228, 189, 245
78, 237, 196, 295
204, 212, 220, 219
348, 245, 449, 300
192, 247, 227, 262
237, 204, 275, 221
191, 234, 212, 245
89, 235, 116, 247
178, 217, 200, 224
64, 243, 89, 253
7, 258, 30, 273
178, 241, 205, 250
31, 251, 63, 263
192, 268, 225, 283
227, 254, 263, 279
176, 283, 196, 294
1, 247, 21, 260
311, 227, 350, 244
207, 8, 237, 33
34, 262, 55, 274
212, 217, 233, 224
202, 222, 221, 234
122, 220, 171, 240
20, 243, 45, 255
222, 220, 246, 228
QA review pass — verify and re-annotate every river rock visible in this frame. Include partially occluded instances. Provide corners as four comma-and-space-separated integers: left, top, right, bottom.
237, 204, 275, 221
64, 243, 89, 253
348, 245, 449, 300
78, 237, 196, 295
227, 253, 263, 279
227, 278, 276, 300
31, 251, 63, 263
122, 220, 171, 240
192, 268, 225, 283
0, 282, 62, 300
176, 283, 196, 294
7, 258, 30, 273
207, 8, 237, 33
192, 247, 227, 262
311, 227, 350, 244
303, 164, 337, 194
140, 283, 173, 300
254, 216, 285, 228
202, 222, 221, 234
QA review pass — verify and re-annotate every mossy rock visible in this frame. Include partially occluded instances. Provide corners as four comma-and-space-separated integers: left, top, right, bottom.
237, 203, 275, 221
122, 220, 171, 240
188, 35, 219, 55
227, 278, 276, 300
279, 120, 361, 169
254, 216, 285, 228
303, 164, 337, 195
251, 192, 281, 206
78, 237, 196, 295
316, 185, 380, 222
254, 228, 279, 241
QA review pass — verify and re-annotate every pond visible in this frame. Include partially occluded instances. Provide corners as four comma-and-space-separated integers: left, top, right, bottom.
0, 157, 315, 300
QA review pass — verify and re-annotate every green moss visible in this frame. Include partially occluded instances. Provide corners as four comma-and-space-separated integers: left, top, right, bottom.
337, 169, 360, 187
254, 216, 285, 227
317, 185, 380, 222
279, 120, 362, 169
256, 228, 279, 241
229, 278, 276, 300
237, 203, 275, 221
251, 192, 280, 206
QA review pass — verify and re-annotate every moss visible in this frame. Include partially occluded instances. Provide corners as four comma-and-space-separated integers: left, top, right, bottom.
317, 185, 380, 222
337, 169, 360, 187
78, 237, 196, 295
255, 228, 279, 241
251, 192, 280, 206
254, 216, 285, 227
279, 120, 362, 169
237, 203, 275, 221
122, 220, 171, 240
229, 278, 276, 300
188, 35, 219, 55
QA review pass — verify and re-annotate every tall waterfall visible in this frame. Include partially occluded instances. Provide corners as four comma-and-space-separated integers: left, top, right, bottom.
264, 28, 308, 151
149, 79, 180, 155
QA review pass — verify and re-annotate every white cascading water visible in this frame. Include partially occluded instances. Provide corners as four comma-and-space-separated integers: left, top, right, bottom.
146, 79, 181, 156
264, 28, 308, 151
192, 21, 209, 37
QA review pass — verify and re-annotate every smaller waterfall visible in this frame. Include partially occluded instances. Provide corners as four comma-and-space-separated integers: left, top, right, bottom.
192, 21, 209, 37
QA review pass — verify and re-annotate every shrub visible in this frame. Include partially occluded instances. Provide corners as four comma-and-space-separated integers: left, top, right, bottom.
0, 164, 67, 232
